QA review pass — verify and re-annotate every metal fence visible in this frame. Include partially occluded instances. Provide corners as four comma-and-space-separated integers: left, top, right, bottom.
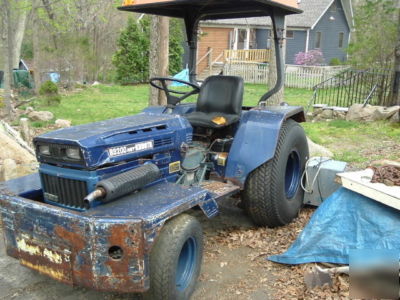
311, 69, 394, 108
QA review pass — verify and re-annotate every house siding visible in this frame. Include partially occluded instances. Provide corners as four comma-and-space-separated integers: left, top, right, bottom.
256, 29, 308, 64
309, 0, 350, 64
197, 27, 233, 74
285, 30, 307, 64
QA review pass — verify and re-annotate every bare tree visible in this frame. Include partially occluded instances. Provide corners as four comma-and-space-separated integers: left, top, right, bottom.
12, 2, 28, 69
32, 0, 42, 94
149, 16, 169, 106
1, 0, 14, 119
391, 6, 400, 108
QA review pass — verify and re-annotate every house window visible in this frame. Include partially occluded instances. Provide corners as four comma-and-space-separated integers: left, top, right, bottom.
315, 32, 322, 48
286, 30, 294, 39
338, 32, 344, 48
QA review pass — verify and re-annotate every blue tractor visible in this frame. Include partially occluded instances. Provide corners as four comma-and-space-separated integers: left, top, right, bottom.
0, 0, 308, 299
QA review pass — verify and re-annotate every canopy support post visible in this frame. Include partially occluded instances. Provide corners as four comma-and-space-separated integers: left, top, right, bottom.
259, 11, 286, 105
185, 14, 201, 84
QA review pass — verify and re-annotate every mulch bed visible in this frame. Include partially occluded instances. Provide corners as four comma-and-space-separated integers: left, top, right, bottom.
371, 165, 400, 186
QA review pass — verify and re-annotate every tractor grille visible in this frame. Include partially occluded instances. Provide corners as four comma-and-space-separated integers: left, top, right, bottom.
154, 137, 173, 147
41, 173, 88, 209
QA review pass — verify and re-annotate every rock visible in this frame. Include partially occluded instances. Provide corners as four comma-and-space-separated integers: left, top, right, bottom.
0, 125, 37, 181
390, 111, 399, 123
320, 109, 334, 119
0, 159, 18, 181
347, 104, 376, 121
92, 81, 101, 86
333, 110, 347, 120
55, 119, 72, 128
347, 104, 399, 122
28, 110, 54, 122
371, 106, 400, 121
0, 131, 37, 165
307, 138, 334, 158
25, 106, 34, 114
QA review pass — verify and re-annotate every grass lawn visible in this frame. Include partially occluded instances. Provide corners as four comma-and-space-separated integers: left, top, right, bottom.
26, 84, 399, 167
27, 84, 313, 125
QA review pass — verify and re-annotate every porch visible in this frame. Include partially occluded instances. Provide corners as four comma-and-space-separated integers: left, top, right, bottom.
224, 49, 271, 63
197, 49, 271, 80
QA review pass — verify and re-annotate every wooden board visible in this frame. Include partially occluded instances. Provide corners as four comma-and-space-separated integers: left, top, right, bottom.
337, 169, 400, 211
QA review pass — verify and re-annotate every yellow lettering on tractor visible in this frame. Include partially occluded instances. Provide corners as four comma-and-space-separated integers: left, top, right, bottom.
122, 0, 135, 5
20, 259, 69, 282
122, 0, 176, 6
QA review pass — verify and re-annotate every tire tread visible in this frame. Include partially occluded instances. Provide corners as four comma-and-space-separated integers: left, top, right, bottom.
243, 119, 307, 227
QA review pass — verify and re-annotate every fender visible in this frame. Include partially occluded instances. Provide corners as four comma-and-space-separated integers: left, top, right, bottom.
225, 106, 305, 185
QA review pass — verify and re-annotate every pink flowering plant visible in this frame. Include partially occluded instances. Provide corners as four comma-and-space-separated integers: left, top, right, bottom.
294, 49, 325, 66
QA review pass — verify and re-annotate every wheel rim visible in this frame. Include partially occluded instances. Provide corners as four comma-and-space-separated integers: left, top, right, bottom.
285, 150, 301, 199
176, 237, 197, 291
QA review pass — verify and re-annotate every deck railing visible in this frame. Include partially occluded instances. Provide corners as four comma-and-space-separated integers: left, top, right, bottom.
224, 49, 270, 63
223, 62, 269, 84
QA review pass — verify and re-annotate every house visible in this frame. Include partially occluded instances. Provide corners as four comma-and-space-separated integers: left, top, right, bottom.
194, 0, 353, 75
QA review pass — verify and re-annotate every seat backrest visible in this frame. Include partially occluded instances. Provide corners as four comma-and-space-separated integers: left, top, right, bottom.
197, 76, 244, 115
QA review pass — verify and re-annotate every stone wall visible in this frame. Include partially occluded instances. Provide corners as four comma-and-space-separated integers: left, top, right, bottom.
312, 104, 400, 122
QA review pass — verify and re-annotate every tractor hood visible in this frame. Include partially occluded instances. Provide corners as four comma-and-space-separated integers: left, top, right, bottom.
34, 113, 192, 169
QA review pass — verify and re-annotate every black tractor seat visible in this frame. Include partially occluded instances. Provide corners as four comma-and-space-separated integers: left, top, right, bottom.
186, 76, 244, 129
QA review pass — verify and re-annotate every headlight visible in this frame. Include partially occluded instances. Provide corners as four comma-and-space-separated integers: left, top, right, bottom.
66, 148, 81, 160
39, 145, 50, 155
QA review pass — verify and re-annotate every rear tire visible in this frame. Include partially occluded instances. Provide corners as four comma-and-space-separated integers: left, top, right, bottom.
145, 214, 203, 300
243, 119, 309, 227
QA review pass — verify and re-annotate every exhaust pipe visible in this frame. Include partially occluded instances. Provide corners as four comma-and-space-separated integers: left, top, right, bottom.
83, 163, 161, 209
83, 188, 106, 209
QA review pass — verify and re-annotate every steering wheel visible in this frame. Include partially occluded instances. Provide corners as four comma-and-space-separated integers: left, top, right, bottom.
150, 77, 200, 109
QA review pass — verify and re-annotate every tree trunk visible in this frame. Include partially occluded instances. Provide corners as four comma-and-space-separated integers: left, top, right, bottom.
391, 7, 400, 108
267, 30, 286, 105
2, 0, 14, 119
32, 0, 41, 94
149, 16, 169, 106
12, 6, 28, 69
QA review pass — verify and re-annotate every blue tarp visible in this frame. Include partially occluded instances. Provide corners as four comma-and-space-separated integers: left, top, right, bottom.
269, 188, 400, 265
171, 68, 189, 87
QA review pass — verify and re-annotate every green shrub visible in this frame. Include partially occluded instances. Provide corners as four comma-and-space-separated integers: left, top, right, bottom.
39, 81, 61, 106
113, 16, 184, 84
39, 80, 59, 95
113, 17, 151, 84
169, 19, 184, 76
329, 58, 342, 66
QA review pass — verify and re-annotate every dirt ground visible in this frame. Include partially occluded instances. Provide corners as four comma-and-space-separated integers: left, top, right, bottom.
0, 197, 350, 300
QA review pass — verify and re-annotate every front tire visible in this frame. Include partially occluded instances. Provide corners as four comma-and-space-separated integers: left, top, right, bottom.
145, 214, 203, 300
243, 119, 309, 227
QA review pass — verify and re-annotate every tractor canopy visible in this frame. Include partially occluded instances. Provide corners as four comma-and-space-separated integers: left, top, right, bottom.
119, 0, 302, 19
